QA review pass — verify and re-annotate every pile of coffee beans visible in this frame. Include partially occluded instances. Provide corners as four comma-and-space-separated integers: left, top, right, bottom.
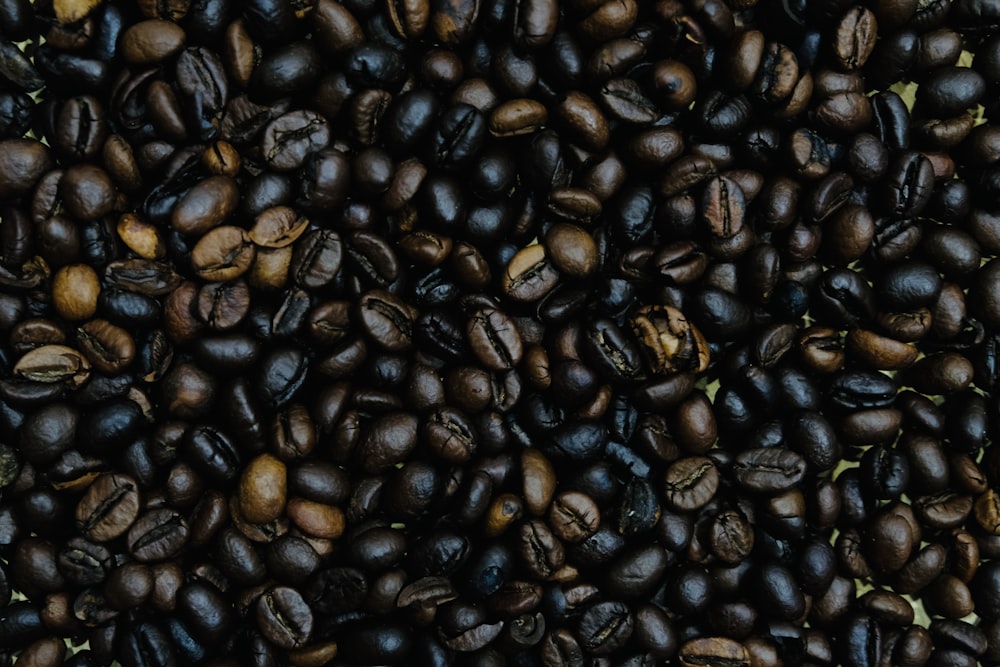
6, 0, 1000, 665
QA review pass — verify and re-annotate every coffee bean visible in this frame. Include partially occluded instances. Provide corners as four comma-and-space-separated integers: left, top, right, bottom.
120, 19, 186, 65
733, 448, 806, 494
679, 637, 750, 667
257, 586, 313, 649
576, 601, 633, 655
262, 111, 331, 172
75, 474, 140, 542
664, 456, 719, 511
191, 226, 255, 282
238, 454, 287, 524
358, 290, 417, 351
127, 509, 189, 562
630, 305, 710, 375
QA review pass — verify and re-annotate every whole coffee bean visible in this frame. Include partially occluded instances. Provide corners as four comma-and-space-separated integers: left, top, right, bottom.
238, 454, 287, 524
664, 457, 719, 511
52, 264, 101, 321
18, 402, 78, 466
576, 601, 633, 655
262, 111, 331, 171
517, 519, 564, 579
630, 305, 710, 375
502, 244, 560, 303
709, 510, 754, 564
75, 320, 135, 374
0, 138, 53, 197
191, 226, 255, 282
75, 474, 140, 542
127, 509, 189, 562
867, 509, 915, 573
548, 491, 599, 543
918, 66, 986, 117
338, 621, 414, 664
172, 176, 240, 236
184, 425, 240, 482
249, 42, 322, 104
467, 307, 523, 371
757, 562, 806, 620
256, 586, 313, 649
120, 19, 186, 65
834, 7, 878, 70
733, 448, 806, 493
358, 290, 417, 352
679, 637, 750, 667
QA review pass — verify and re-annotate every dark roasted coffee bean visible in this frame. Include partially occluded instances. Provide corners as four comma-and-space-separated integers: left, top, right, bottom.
256, 586, 313, 649
576, 601, 633, 655
75, 473, 140, 543
262, 111, 330, 171
664, 456, 719, 511
127, 509, 189, 562
733, 448, 806, 493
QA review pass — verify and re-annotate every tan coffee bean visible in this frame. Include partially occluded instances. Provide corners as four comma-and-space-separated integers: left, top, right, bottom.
485, 493, 524, 537
502, 244, 560, 303
238, 453, 288, 524
249, 207, 311, 248
202, 140, 241, 176
76, 319, 136, 374
522, 448, 556, 516
286, 498, 345, 539
51, 264, 101, 321
191, 226, 256, 281
14, 344, 91, 386
117, 213, 166, 260
53, 0, 104, 24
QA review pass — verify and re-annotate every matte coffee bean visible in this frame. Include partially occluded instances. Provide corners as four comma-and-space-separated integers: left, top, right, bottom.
664, 457, 719, 511
127, 509, 189, 562
256, 586, 313, 649
733, 448, 806, 493
75, 474, 141, 542
547, 491, 599, 543
576, 601, 633, 655
679, 637, 749, 667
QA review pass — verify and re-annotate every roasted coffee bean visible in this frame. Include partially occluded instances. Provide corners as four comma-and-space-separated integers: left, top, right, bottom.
358, 290, 417, 351
75, 474, 141, 543
127, 509, 189, 562
576, 601, 633, 655
262, 111, 330, 172
257, 586, 313, 649
191, 226, 255, 282
630, 305, 710, 375
290, 229, 343, 290
679, 637, 749, 667
733, 448, 806, 493
4, 3, 1000, 665
467, 307, 523, 370
664, 457, 719, 511
547, 491, 599, 543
